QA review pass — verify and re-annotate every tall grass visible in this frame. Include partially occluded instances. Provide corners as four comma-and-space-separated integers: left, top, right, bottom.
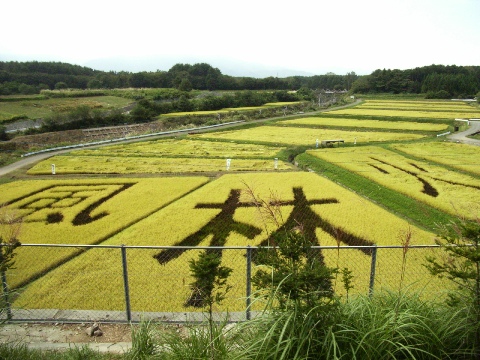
0, 342, 113, 360
158, 318, 239, 360
232, 290, 476, 359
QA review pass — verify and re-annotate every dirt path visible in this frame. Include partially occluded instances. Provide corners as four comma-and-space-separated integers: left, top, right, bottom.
0, 322, 133, 353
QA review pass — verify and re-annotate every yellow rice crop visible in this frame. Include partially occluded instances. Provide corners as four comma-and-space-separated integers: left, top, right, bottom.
279, 117, 448, 131
191, 126, 425, 146
12, 172, 442, 312
327, 108, 480, 120
360, 100, 476, 112
307, 146, 480, 218
390, 142, 480, 175
73, 138, 282, 158
1, 177, 209, 288
27, 155, 293, 174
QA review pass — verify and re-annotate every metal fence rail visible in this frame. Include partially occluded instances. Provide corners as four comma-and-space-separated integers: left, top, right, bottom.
0, 244, 447, 323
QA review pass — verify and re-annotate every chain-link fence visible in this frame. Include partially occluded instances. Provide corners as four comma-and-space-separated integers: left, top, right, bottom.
0, 244, 449, 323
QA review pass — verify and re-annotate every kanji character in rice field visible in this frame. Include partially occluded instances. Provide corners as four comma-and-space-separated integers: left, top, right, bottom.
154, 189, 262, 264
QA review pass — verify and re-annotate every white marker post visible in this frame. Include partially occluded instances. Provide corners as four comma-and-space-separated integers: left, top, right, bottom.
51, 164, 56, 175
274, 158, 278, 170
226, 159, 231, 171
316, 139, 319, 148
354, 137, 357, 145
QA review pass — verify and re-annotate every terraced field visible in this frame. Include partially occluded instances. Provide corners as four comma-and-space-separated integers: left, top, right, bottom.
1, 97, 478, 315
10, 173, 442, 312
327, 100, 480, 119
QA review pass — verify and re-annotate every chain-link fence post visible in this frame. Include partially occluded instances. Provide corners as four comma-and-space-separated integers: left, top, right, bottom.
369, 245, 377, 297
1, 269, 12, 321
246, 246, 252, 321
121, 245, 132, 322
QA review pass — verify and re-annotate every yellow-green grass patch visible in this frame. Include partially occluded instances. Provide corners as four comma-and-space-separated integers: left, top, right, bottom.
191, 126, 426, 146
0, 96, 133, 122
72, 138, 283, 158
1, 177, 209, 288
278, 116, 448, 131
13, 172, 443, 312
307, 146, 480, 218
27, 156, 293, 174
390, 141, 480, 175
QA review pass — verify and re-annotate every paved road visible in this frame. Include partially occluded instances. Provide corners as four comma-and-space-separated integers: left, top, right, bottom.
447, 120, 480, 146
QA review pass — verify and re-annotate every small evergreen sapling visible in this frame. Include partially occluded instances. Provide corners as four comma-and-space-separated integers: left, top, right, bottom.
186, 250, 233, 360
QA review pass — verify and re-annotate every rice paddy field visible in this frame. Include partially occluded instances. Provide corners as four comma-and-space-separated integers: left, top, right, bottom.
306, 145, 480, 219
278, 116, 449, 131
390, 141, 480, 175
191, 126, 426, 146
327, 99, 480, 119
1, 97, 478, 317
9, 173, 443, 313
26, 139, 290, 174
27, 155, 294, 174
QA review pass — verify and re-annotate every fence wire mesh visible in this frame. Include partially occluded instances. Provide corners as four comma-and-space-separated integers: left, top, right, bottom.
0, 244, 450, 323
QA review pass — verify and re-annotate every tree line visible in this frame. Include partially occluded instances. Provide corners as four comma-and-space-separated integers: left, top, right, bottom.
351, 64, 480, 98
0, 61, 356, 95
1, 61, 479, 99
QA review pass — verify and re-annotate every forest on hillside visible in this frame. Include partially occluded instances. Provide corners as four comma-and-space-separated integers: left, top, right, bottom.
0, 61, 479, 98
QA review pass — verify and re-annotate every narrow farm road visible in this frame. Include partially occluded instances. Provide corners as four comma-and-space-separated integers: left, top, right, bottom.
447, 120, 480, 146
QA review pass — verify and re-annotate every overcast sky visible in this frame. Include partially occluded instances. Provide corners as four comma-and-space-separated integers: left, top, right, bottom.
1, 0, 479, 76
